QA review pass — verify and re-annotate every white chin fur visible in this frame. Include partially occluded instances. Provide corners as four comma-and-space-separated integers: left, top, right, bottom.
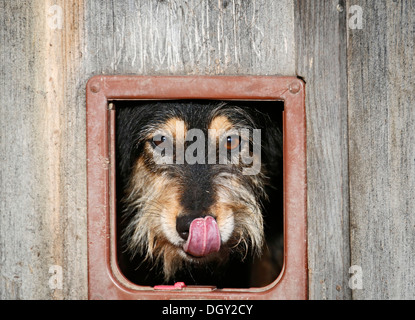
160, 211, 184, 246
218, 214, 234, 244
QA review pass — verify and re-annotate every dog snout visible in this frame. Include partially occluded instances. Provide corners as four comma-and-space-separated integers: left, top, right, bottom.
176, 213, 214, 241
176, 215, 193, 240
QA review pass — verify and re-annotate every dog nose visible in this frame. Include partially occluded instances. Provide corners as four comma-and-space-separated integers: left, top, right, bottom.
176, 214, 215, 241
176, 215, 195, 241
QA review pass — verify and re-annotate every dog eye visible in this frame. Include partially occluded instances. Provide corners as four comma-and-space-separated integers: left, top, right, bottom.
151, 135, 167, 148
225, 135, 241, 151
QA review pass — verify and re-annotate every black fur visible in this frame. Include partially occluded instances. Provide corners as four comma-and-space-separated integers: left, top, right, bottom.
116, 100, 283, 288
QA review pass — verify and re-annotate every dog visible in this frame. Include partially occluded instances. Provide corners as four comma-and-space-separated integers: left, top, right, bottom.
116, 100, 283, 288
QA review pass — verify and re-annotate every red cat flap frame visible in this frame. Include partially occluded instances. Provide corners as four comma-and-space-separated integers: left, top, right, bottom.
86, 76, 307, 300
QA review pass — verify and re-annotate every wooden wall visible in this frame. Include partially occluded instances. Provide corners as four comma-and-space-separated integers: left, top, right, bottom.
1, 0, 414, 300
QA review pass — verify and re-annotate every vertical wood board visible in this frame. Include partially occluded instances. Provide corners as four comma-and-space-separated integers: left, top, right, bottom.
295, 0, 352, 300
347, 0, 415, 299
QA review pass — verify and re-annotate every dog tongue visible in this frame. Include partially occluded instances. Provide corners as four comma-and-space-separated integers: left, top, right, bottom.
183, 216, 221, 257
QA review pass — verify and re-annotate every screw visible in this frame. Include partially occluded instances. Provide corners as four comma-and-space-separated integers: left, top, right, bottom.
337, 4, 344, 12
289, 81, 301, 94
90, 81, 101, 93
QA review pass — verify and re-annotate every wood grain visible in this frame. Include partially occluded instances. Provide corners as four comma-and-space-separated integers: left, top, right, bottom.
4, 0, 414, 300
86, 0, 295, 75
347, 0, 415, 299
0, 0, 87, 299
295, 0, 352, 300
0, 0, 295, 299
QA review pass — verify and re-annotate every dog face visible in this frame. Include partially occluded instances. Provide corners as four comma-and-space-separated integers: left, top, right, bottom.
117, 101, 282, 281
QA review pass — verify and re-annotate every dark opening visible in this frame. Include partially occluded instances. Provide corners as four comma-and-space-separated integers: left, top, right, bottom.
114, 100, 284, 288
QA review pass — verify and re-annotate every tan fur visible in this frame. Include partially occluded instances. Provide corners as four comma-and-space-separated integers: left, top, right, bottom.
123, 157, 184, 277
213, 172, 264, 258
164, 117, 187, 140
123, 113, 268, 281
209, 115, 233, 133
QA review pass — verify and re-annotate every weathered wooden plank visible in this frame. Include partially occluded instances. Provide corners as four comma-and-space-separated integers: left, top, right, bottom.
0, 2, 37, 299
0, 0, 87, 299
347, 0, 415, 299
107, 0, 296, 75
295, 0, 352, 300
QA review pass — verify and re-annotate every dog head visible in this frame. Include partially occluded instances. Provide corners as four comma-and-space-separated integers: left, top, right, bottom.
117, 101, 282, 280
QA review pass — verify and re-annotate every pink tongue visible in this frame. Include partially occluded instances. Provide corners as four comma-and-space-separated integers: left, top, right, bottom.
183, 216, 221, 257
